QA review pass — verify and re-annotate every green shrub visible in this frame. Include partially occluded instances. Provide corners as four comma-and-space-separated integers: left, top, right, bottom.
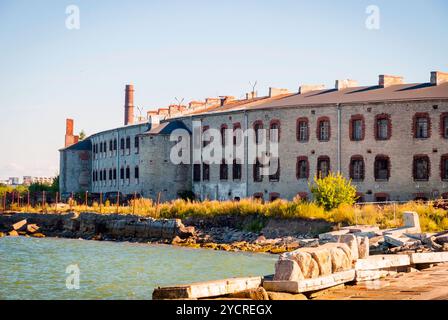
310, 172, 358, 211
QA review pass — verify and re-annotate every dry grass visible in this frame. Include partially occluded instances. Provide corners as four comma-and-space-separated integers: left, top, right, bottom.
6, 198, 448, 232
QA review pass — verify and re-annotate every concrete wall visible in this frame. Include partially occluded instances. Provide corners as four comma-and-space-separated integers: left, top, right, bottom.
59, 148, 92, 195
90, 123, 149, 195
139, 134, 191, 201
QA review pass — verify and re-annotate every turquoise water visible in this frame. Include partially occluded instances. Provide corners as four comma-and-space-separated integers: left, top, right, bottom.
0, 237, 276, 300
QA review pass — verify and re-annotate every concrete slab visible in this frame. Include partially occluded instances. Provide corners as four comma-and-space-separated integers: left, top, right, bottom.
262, 270, 355, 294
152, 276, 262, 299
355, 255, 411, 271
319, 230, 349, 241
409, 252, 448, 264
355, 269, 397, 282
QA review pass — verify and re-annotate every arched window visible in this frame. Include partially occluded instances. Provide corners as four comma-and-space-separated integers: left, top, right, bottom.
270, 120, 280, 143
350, 115, 365, 141
317, 117, 330, 141
413, 113, 430, 139
375, 114, 392, 140
317, 156, 330, 178
350, 156, 365, 181
296, 157, 309, 179
253, 121, 263, 144
413, 155, 430, 181
296, 118, 309, 142
374, 155, 390, 181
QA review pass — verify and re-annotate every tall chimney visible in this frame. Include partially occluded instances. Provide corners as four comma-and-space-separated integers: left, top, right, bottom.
378, 75, 404, 88
65, 118, 79, 148
124, 84, 134, 125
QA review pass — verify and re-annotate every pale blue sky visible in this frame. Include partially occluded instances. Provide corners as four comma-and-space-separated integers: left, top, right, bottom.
0, 0, 447, 180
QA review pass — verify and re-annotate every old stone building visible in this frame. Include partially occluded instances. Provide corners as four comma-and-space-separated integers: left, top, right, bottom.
60, 71, 448, 202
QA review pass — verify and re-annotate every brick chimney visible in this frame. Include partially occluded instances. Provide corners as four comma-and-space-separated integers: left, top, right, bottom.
299, 84, 325, 94
431, 71, 448, 86
379, 75, 404, 88
335, 79, 358, 90
64, 119, 79, 148
269, 88, 290, 98
124, 84, 134, 125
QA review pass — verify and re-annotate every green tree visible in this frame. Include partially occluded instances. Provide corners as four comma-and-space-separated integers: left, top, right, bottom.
310, 172, 358, 211
79, 130, 86, 141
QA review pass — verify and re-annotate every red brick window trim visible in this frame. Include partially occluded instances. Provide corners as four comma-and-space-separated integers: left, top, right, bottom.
270, 119, 281, 142
220, 124, 228, 146
375, 113, 392, 140
296, 117, 309, 142
317, 156, 331, 178
413, 154, 430, 181
269, 192, 280, 202
374, 192, 390, 202
441, 154, 448, 181
317, 116, 331, 142
349, 155, 365, 181
349, 114, 365, 141
296, 156, 309, 179
441, 113, 448, 139
413, 112, 431, 139
374, 154, 390, 181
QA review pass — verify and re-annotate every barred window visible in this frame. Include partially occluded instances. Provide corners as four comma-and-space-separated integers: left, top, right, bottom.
352, 119, 363, 141
413, 156, 429, 181
297, 119, 309, 142
442, 155, 448, 180
233, 160, 242, 180
374, 156, 390, 181
317, 156, 330, 178
350, 156, 365, 181
318, 119, 330, 141
193, 164, 201, 182
134, 166, 139, 179
253, 159, 262, 182
270, 121, 280, 143
202, 163, 210, 181
415, 115, 429, 138
220, 160, 228, 180
125, 167, 130, 180
269, 158, 280, 182
296, 158, 309, 179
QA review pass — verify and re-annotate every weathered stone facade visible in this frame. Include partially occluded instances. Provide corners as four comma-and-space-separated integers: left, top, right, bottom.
60, 73, 448, 202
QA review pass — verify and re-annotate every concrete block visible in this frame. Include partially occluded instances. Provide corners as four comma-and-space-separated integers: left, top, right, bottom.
335, 234, 359, 261
355, 269, 397, 282
355, 254, 410, 271
281, 251, 320, 279
318, 229, 349, 241
384, 234, 421, 247
274, 259, 304, 281
403, 211, 421, 231
263, 270, 356, 294
357, 236, 369, 259
153, 276, 262, 300
408, 252, 448, 264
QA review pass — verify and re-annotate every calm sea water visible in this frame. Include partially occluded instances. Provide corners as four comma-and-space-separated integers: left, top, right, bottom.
0, 237, 276, 300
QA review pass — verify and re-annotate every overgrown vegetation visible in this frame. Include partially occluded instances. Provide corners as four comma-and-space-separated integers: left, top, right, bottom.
2, 174, 447, 232
310, 172, 358, 210
6, 197, 448, 232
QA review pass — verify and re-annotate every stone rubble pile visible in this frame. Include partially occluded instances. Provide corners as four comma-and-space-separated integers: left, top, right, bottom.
263, 211, 448, 295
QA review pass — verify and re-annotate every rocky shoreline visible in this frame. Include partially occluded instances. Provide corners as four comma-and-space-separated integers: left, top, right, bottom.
0, 212, 334, 254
